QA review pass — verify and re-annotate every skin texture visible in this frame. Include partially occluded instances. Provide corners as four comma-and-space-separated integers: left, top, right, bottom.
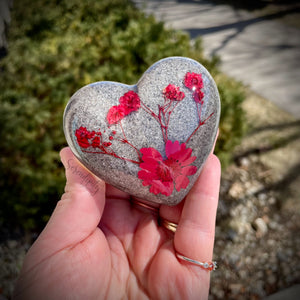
14, 147, 221, 300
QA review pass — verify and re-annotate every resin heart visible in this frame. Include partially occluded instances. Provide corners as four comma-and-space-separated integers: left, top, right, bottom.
63, 57, 220, 205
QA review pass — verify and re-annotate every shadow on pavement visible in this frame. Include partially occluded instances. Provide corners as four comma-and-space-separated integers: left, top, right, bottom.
185, 7, 300, 56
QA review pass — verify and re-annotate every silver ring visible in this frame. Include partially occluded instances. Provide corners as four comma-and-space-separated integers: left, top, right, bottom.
176, 253, 217, 271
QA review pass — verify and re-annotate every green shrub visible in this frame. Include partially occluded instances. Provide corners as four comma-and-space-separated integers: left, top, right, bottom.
214, 74, 246, 166
0, 0, 245, 231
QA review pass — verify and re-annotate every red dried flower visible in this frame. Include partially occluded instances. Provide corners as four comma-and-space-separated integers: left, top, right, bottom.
107, 105, 126, 124
75, 127, 91, 148
88, 131, 96, 139
138, 140, 197, 196
91, 136, 100, 148
163, 84, 185, 101
119, 91, 141, 115
184, 72, 203, 90
193, 89, 204, 104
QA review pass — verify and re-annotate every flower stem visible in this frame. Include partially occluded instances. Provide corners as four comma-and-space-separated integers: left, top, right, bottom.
186, 109, 214, 144
116, 138, 142, 162
119, 121, 127, 141
82, 149, 140, 164
140, 99, 160, 122
140, 98, 171, 143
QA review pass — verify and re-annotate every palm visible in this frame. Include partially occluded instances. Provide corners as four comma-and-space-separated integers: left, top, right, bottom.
14, 148, 220, 300
100, 189, 207, 299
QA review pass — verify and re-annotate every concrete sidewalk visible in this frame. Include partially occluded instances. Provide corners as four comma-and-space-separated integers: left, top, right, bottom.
134, 0, 300, 118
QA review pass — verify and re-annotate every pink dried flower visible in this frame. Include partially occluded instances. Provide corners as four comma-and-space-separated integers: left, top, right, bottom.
184, 72, 203, 90
163, 84, 185, 101
138, 140, 197, 196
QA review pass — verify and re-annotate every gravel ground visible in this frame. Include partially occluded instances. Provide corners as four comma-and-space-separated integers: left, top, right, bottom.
211, 156, 300, 299
209, 92, 300, 299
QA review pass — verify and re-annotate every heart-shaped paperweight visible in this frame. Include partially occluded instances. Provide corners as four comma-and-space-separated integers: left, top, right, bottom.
63, 57, 220, 205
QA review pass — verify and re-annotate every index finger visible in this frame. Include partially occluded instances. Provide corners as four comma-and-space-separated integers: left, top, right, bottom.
174, 154, 221, 262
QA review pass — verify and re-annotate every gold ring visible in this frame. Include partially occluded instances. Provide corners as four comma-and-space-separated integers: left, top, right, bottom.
176, 252, 217, 271
131, 198, 159, 214
160, 218, 178, 233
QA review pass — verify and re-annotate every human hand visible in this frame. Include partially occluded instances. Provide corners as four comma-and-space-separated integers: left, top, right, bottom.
14, 146, 220, 300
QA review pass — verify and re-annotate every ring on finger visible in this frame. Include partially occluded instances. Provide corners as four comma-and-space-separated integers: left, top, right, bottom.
176, 252, 217, 271
159, 217, 178, 233
131, 198, 159, 214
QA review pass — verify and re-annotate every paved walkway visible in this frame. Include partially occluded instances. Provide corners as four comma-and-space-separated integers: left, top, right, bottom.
134, 0, 300, 118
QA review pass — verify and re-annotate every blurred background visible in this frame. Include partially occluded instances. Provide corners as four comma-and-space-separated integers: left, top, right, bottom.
0, 0, 299, 299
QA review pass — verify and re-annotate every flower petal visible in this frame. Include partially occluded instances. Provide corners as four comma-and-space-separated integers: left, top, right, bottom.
180, 155, 197, 166
165, 140, 181, 157
181, 165, 198, 176
149, 180, 173, 196
139, 161, 159, 173
138, 141, 197, 197
140, 147, 163, 161
168, 144, 194, 164
138, 169, 161, 185
174, 175, 189, 191
107, 105, 126, 124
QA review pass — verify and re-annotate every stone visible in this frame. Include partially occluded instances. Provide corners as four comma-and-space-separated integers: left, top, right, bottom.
229, 283, 243, 295
240, 157, 250, 168
226, 227, 237, 240
63, 57, 220, 205
253, 217, 268, 237
228, 181, 244, 199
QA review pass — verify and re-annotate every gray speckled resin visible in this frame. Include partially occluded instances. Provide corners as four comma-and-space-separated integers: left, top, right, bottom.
63, 57, 220, 205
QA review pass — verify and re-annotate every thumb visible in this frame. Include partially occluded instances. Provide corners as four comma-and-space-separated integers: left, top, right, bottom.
29, 147, 106, 260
